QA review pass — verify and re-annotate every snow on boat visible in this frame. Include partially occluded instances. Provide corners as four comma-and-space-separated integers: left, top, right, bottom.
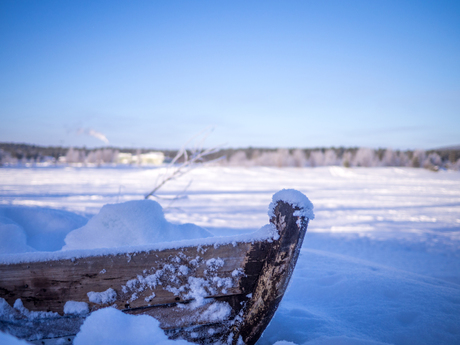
0, 190, 313, 345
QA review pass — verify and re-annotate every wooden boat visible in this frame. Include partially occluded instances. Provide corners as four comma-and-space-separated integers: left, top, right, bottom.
0, 195, 311, 345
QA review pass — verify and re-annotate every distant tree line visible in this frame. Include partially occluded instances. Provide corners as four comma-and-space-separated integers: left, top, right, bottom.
217, 147, 460, 171
1, 142, 459, 171
0, 143, 68, 163
0, 143, 173, 166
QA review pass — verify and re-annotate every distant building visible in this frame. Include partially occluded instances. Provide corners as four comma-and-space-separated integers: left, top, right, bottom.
117, 152, 165, 165
117, 152, 133, 164
139, 152, 165, 165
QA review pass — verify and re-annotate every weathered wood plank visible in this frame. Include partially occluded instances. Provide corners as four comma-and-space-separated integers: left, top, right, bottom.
231, 201, 309, 345
0, 242, 255, 314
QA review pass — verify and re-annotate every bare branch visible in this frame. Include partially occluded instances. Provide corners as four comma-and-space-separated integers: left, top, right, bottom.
144, 128, 222, 200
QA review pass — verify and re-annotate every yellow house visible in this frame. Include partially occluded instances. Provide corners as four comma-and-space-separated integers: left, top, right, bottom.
139, 152, 165, 165
117, 152, 133, 164
117, 151, 164, 165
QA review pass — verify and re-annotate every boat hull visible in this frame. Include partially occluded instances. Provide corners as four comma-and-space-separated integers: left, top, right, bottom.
0, 200, 309, 345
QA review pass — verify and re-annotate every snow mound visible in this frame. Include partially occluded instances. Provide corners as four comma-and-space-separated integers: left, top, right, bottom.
0, 206, 88, 252
73, 307, 192, 345
63, 200, 213, 250
269, 189, 315, 220
0, 331, 30, 345
64, 301, 89, 315
0, 218, 32, 255
87, 288, 117, 305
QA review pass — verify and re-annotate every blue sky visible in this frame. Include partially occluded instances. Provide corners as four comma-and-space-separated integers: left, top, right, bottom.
1, 0, 459, 150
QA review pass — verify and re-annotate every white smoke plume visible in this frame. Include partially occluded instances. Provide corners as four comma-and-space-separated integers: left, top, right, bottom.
77, 128, 109, 144
88, 129, 109, 144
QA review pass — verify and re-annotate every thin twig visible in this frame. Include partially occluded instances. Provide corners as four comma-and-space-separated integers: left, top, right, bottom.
144, 128, 222, 200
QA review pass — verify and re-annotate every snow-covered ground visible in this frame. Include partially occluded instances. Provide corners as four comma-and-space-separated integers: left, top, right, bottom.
1, 166, 459, 345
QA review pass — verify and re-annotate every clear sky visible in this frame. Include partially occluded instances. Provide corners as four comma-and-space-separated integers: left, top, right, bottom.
1, 0, 459, 150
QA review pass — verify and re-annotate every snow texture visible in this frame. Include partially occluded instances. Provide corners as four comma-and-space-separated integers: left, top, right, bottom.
63, 199, 212, 250
0, 206, 87, 253
9, 299, 59, 320
64, 301, 89, 315
0, 331, 30, 345
0, 222, 278, 266
87, 288, 117, 305
73, 307, 191, 345
0, 219, 32, 255
119, 252, 236, 313
197, 301, 232, 322
0, 298, 16, 321
269, 189, 315, 220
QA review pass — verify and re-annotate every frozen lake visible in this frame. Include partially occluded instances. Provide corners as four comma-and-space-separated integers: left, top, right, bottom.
1, 166, 459, 344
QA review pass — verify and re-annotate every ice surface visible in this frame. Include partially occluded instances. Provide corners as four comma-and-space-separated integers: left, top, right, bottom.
63, 199, 212, 250
73, 307, 191, 345
0, 166, 459, 344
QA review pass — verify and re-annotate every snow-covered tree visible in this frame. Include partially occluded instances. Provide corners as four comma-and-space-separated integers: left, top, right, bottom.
228, 151, 249, 166
292, 149, 307, 167
274, 149, 295, 167
309, 151, 325, 167
253, 151, 273, 166
353, 148, 378, 167
65, 148, 82, 164
0, 150, 16, 165
411, 150, 426, 168
381, 149, 397, 166
342, 151, 353, 167
398, 151, 410, 167
422, 152, 442, 171
102, 149, 116, 163
324, 150, 339, 166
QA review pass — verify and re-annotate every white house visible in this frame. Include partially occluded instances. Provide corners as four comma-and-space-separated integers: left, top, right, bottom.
117, 151, 165, 165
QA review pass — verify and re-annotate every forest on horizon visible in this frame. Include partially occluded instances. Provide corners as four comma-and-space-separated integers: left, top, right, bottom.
1, 142, 460, 171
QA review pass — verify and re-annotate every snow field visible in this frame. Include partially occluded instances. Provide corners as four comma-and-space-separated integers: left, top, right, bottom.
0, 166, 459, 344
261, 248, 460, 345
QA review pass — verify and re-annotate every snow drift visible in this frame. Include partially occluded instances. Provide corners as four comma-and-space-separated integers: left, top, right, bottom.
0, 206, 87, 254
63, 199, 213, 250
